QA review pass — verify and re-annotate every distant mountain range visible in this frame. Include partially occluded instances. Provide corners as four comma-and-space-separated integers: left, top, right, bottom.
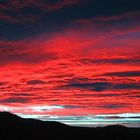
0, 112, 140, 140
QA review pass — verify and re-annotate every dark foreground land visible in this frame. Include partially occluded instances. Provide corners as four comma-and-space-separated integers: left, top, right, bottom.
0, 112, 140, 140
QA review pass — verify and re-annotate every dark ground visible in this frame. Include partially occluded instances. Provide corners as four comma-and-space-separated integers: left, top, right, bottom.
0, 112, 140, 140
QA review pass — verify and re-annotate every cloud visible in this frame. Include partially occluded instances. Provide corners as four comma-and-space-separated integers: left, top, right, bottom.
0, 0, 80, 24
74, 11, 140, 40
0, 97, 29, 103
78, 56, 140, 65
75, 93, 119, 97
0, 10, 140, 65
0, 39, 57, 65
99, 104, 128, 109
113, 83, 140, 90
64, 105, 80, 109
58, 81, 140, 92
103, 71, 140, 77
27, 80, 46, 85
12, 93, 34, 97
75, 11, 140, 24
57, 82, 110, 92
0, 0, 140, 119
0, 82, 7, 86
15, 113, 140, 128
8, 0, 80, 11
27, 105, 64, 111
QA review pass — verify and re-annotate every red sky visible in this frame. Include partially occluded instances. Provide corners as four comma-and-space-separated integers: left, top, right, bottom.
0, 20, 140, 116
0, 0, 140, 126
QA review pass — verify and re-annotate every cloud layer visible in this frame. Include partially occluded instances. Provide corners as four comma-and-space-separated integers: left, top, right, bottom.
0, 0, 140, 126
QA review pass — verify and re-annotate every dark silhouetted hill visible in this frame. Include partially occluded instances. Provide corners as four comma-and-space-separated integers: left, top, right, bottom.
0, 112, 140, 140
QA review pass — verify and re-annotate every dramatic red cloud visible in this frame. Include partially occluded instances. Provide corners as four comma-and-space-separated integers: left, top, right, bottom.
0, 11, 140, 119
0, 22, 139, 65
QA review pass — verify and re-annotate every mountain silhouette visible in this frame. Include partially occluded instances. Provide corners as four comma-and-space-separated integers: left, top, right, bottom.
0, 112, 140, 140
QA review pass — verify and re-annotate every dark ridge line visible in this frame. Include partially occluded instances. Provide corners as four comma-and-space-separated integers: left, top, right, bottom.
0, 111, 140, 140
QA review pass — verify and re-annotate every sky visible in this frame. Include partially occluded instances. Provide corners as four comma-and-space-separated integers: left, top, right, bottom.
0, 0, 140, 127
